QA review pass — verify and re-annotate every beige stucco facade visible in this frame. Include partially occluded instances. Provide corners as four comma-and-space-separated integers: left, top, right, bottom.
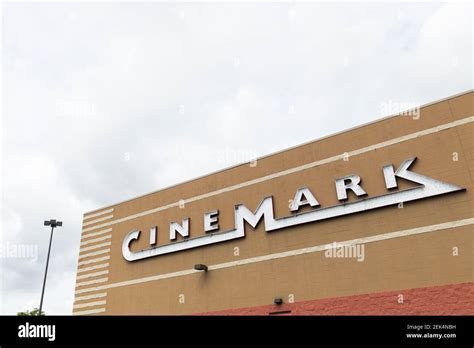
73, 90, 473, 315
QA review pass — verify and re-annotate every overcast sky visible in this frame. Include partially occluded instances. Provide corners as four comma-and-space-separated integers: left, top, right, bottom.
0, 1, 472, 315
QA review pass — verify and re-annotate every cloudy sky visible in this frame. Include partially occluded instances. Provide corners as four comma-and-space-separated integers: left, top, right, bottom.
0, 1, 472, 315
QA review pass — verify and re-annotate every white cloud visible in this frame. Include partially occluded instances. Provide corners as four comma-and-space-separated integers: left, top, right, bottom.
1, 1, 472, 314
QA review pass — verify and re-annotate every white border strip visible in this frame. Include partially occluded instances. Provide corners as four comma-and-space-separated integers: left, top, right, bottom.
84, 208, 114, 221
78, 249, 110, 260
73, 308, 106, 316
80, 242, 112, 253
80, 235, 111, 246
83, 215, 114, 227
76, 277, 109, 288
77, 255, 110, 266
82, 116, 474, 233
74, 292, 107, 302
75, 217, 474, 295
73, 300, 106, 310
82, 228, 113, 240
76, 270, 109, 280
77, 263, 110, 274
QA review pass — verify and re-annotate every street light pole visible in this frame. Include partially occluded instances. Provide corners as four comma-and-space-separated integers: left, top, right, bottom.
39, 219, 62, 315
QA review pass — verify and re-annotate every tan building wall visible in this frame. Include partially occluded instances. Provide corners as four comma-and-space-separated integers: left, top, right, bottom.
73, 90, 473, 315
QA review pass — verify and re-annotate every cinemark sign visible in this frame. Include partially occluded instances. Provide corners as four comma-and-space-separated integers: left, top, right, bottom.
122, 157, 464, 262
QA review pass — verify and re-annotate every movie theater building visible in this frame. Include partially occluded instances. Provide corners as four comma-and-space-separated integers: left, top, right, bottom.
73, 90, 473, 315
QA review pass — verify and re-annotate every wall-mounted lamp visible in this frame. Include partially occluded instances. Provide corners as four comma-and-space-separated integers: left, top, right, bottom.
194, 264, 208, 272
274, 297, 283, 305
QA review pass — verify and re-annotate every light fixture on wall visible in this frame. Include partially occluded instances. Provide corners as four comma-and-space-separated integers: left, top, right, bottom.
274, 298, 283, 305
194, 264, 208, 272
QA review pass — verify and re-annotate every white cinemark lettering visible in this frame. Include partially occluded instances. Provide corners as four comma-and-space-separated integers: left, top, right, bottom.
122, 157, 464, 262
